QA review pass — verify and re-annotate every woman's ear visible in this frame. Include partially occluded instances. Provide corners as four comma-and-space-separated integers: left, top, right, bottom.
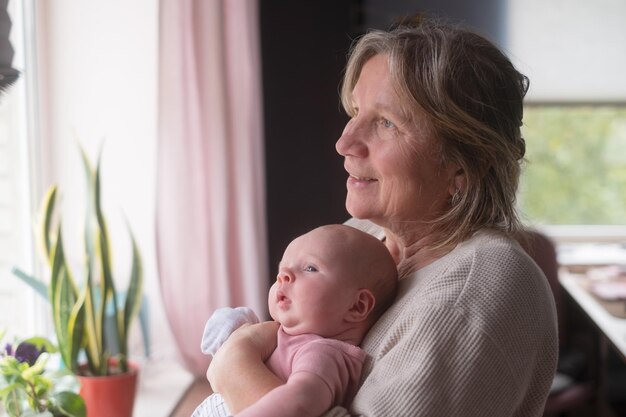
448, 167, 467, 197
346, 289, 376, 323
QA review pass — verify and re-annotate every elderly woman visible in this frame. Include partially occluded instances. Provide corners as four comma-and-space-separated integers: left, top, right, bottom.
208, 21, 558, 417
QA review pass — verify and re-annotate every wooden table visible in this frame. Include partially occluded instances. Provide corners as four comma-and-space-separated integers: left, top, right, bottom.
560, 272, 626, 360
560, 271, 626, 416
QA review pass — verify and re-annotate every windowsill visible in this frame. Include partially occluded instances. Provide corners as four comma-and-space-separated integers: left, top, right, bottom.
134, 358, 195, 417
536, 225, 626, 269
557, 242, 626, 268
540, 225, 626, 244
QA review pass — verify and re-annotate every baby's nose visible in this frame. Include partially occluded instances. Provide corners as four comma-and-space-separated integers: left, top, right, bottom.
277, 271, 293, 284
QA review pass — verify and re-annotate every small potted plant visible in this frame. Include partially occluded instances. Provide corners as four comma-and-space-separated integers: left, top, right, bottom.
12, 146, 143, 417
0, 331, 86, 417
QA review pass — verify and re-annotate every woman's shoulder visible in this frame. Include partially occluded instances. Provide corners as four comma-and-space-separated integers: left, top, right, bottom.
458, 228, 525, 256
451, 229, 548, 294
437, 229, 538, 280
365, 227, 556, 361
398, 229, 532, 279
395, 228, 552, 314
419, 228, 556, 336
467, 228, 532, 263
343, 218, 385, 241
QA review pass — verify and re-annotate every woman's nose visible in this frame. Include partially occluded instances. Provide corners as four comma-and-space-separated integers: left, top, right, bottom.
336, 118, 367, 157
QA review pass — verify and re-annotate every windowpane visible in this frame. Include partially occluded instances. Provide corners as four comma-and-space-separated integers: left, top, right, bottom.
0, 0, 43, 340
519, 106, 626, 225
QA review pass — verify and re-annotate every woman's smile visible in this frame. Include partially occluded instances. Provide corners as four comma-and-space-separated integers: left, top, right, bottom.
347, 174, 378, 187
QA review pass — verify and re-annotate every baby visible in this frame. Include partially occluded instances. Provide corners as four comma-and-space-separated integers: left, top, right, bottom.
193, 224, 398, 417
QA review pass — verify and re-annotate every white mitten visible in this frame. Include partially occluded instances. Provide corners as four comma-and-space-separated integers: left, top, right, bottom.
200, 306, 260, 356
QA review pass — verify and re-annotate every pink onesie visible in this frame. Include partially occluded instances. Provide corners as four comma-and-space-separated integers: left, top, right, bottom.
265, 326, 367, 407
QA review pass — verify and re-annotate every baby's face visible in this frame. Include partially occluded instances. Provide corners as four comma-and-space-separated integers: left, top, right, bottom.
268, 227, 361, 337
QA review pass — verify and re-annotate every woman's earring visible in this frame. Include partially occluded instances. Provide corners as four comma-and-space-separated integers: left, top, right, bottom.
451, 189, 461, 206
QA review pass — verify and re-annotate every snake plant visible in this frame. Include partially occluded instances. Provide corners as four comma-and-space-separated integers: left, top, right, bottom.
12, 147, 143, 376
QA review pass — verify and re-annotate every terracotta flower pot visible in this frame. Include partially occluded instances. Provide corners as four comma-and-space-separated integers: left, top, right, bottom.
78, 361, 139, 417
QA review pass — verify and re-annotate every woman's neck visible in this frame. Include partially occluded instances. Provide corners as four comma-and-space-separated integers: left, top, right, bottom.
383, 226, 453, 276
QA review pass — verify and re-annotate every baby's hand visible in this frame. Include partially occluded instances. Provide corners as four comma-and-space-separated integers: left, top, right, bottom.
207, 321, 280, 393
200, 306, 260, 356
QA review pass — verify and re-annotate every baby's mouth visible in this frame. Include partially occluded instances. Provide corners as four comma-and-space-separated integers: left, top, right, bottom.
276, 290, 290, 306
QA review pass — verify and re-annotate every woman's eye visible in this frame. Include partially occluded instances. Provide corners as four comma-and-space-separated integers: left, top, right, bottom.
382, 118, 395, 129
304, 265, 318, 273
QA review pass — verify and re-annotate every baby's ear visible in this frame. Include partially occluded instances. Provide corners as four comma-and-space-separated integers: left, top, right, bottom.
346, 289, 376, 323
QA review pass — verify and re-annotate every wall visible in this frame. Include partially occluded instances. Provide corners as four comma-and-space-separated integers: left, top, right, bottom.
260, 1, 358, 277
363, 0, 507, 43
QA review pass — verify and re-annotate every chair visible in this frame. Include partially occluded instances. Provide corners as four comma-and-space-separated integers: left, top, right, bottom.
520, 230, 594, 416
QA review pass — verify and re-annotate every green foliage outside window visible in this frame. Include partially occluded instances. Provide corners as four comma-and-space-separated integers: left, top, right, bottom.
519, 106, 626, 225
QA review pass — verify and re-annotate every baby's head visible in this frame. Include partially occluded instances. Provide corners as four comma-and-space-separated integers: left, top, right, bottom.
268, 224, 397, 344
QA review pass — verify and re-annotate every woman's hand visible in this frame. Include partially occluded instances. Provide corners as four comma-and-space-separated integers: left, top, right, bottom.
207, 321, 282, 413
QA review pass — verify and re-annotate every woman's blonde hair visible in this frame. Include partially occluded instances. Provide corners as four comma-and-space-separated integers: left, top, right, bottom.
341, 20, 528, 248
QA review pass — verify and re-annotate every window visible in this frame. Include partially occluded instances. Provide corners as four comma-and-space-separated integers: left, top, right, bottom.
519, 105, 626, 227
0, 0, 45, 341
507, 0, 626, 247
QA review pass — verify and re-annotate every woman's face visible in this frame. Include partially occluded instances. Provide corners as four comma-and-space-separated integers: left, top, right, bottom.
336, 54, 456, 230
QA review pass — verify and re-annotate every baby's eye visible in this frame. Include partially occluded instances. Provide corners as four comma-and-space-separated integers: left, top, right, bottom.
304, 265, 318, 273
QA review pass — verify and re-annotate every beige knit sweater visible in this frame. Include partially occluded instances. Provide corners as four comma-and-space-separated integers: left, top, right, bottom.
326, 221, 558, 417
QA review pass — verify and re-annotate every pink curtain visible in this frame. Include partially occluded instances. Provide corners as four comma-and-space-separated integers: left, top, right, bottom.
156, 0, 268, 377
